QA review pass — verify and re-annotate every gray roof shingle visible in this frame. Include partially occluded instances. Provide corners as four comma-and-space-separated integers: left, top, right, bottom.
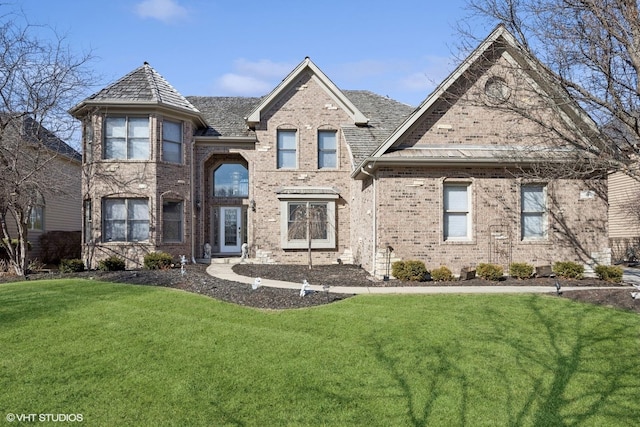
187, 96, 261, 137
187, 90, 414, 164
342, 91, 415, 164
83, 63, 200, 114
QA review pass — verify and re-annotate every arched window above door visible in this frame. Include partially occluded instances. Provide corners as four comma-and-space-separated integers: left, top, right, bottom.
213, 163, 249, 197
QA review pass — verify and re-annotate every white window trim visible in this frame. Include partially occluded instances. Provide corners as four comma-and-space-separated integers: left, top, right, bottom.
102, 198, 150, 243
317, 129, 338, 169
443, 182, 472, 242
278, 193, 337, 249
277, 129, 297, 169
521, 184, 548, 241
104, 116, 150, 160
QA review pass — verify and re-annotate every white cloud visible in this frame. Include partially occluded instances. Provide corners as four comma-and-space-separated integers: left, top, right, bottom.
217, 73, 273, 96
135, 0, 188, 23
215, 59, 297, 96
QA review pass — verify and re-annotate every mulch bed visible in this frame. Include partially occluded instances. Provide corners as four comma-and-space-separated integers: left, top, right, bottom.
1, 263, 638, 313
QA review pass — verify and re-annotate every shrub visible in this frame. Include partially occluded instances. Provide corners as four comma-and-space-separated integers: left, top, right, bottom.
553, 261, 584, 279
98, 256, 126, 271
391, 260, 429, 281
59, 258, 85, 273
144, 252, 174, 270
430, 266, 454, 281
39, 231, 81, 265
594, 265, 623, 283
476, 263, 504, 281
509, 262, 534, 279
391, 261, 405, 279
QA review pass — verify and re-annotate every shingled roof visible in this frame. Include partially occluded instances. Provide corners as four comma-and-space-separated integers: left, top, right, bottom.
69, 63, 202, 118
186, 91, 413, 164
187, 96, 261, 138
342, 91, 415, 165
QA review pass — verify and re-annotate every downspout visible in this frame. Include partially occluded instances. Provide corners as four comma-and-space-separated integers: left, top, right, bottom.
360, 166, 377, 276
190, 134, 196, 263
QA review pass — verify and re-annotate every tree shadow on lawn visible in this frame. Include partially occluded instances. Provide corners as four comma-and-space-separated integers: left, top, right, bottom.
486, 296, 639, 426
366, 295, 639, 427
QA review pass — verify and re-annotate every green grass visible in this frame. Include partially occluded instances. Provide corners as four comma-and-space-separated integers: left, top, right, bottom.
1, 279, 639, 426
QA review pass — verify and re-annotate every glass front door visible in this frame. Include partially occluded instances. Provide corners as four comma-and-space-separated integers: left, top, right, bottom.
220, 207, 242, 253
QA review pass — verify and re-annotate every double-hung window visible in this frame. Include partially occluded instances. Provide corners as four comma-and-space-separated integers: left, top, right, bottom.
521, 185, 547, 239
443, 183, 471, 241
318, 130, 337, 169
162, 121, 182, 163
103, 199, 149, 242
277, 130, 297, 169
104, 116, 150, 160
162, 200, 183, 243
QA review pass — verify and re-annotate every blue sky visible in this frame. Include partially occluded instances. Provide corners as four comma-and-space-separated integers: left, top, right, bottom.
15, 0, 492, 107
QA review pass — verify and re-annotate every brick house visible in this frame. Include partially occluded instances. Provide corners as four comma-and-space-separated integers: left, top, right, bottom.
69, 26, 610, 276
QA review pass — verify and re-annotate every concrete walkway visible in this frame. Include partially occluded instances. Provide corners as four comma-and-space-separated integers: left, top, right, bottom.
206, 263, 635, 295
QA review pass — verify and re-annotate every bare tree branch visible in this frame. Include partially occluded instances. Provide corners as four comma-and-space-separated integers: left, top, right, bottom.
0, 9, 95, 275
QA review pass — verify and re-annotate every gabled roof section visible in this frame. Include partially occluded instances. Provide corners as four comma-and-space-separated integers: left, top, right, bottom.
352, 24, 599, 178
2, 113, 81, 162
342, 91, 415, 165
188, 96, 261, 138
246, 57, 369, 127
69, 63, 205, 124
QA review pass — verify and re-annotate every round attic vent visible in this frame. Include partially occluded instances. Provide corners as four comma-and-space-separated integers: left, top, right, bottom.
484, 76, 511, 103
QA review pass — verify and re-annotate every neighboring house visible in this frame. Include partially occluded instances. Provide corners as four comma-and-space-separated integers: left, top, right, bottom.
69, 25, 610, 276
608, 170, 640, 261
2, 116, 82, 261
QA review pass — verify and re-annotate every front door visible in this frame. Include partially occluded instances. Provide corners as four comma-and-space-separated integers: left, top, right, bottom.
220, 207, 242, 253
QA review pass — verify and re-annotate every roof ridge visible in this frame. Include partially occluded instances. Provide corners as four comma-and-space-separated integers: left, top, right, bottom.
143, 62, 162, 103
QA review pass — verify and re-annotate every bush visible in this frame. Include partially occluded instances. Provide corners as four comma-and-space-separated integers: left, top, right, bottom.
391, 260, 429, 281
594, 265, 623, 283
476, 263, 504, 281
39, 231, 81, 265
553, 261, 584, 279
430, 266, 454, 281
59, 258, 85, 273
143, 252, 174, 270
98, 256, 126, 271
509, 262, 534, 279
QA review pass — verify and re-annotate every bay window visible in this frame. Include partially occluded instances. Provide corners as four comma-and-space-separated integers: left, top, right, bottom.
103, 198, 149, 242
104, 116, 149, 160
162, 200, 183, 243
162, 120, 182, 163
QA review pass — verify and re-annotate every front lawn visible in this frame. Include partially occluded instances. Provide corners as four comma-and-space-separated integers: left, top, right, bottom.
1, 279, 638, 426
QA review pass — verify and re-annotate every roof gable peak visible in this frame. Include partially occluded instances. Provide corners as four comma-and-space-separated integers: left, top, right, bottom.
246, 57, 368, 127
